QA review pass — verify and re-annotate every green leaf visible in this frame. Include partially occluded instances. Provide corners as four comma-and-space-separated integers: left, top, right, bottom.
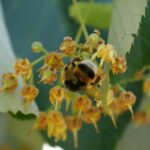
117, 123, 150, 150
108, 0, 147, 56
69, 2, 112, 29
108, 0, 150, 84
0, 1, 39, 116
9, 111, 36, 120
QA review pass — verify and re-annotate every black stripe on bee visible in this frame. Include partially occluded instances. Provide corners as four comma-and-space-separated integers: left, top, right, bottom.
65, 80, 86, 91
78, 63, 95, 79
65, 80, 79, 91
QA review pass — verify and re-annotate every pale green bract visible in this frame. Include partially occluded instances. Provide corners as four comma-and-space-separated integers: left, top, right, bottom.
0, 114, 44, 149
0, 1, 39, 116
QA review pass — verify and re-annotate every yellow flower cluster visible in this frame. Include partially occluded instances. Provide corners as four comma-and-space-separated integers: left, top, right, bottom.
0, 30, 137, 148
0, 58, 39, 107
108, 91, 136, 118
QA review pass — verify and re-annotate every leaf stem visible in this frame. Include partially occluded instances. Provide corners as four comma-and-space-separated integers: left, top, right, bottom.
29, 71, 34, 85
117, 84, 126, 92
42, 48, 49, 55
31, 55, 47, 66
72, 0, 88, 40
75, 26, 82, 43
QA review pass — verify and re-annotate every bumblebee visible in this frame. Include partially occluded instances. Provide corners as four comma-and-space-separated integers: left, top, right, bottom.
64, 58, 101, 91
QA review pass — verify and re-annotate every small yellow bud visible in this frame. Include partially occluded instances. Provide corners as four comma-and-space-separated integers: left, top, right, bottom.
31, 41, 44, 53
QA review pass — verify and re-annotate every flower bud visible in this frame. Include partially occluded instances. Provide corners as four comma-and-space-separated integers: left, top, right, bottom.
31, 41, 44, 53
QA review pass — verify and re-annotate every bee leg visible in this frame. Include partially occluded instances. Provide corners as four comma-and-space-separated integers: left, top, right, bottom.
93, 76, 101, 85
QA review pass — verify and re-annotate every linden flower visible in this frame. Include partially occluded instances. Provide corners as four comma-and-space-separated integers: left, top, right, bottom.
111, 56, 127, 74
67, 116, 82, 148
0, 73, 18, 92
34, 112, 47, 130
21, 85, 39, 104
109, 100, 125, 116
38, 65, 57, 84
74, 95, 92, 116
134, 69, 144, 81
14, 58, 32, 80
143, 78, 150, 94
83, 107, 101, 133
47, 111, 67, 142
60, 36, 76, 55
49, 86, 64, 110
28, 112, 47, 135
44, 52, 64, 69
97, 44, 117, 64
118, 91, 136, 118
134, 111, 148, 125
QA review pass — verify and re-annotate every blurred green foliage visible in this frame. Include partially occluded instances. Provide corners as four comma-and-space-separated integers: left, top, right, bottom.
69, 2, 112, 29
